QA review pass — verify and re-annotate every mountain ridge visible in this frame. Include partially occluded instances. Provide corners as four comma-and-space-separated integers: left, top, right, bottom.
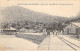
1, 6, 69, 24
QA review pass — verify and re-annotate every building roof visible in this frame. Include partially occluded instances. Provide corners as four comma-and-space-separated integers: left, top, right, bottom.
10, 27, 16, 30
71, 22, 80, 27
4, 27, 16, 30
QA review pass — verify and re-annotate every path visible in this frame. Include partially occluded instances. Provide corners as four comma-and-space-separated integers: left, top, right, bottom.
37, 34, 80, 51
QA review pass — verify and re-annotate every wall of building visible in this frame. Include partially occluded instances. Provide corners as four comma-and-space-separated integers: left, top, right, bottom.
76, 28, 80, 35
63, 23, 79, 35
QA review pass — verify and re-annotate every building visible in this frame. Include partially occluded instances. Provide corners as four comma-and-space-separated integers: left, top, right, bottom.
63, 22, 80, 35
2, 27, 17, 35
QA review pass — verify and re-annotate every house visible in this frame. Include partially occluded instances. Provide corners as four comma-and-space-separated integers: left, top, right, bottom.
2, 27, 17, 35
63, 22, 80, 35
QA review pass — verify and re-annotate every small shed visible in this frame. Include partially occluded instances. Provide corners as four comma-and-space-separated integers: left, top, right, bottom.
63, 22, 80, 35
2, 27, 17, 35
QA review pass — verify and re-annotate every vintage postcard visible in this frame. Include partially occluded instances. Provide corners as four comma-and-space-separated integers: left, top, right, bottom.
0, 0, 80, 51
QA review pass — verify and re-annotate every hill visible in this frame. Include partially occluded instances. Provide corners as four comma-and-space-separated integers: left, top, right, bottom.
1, 6, 68, 24
1, 6, 69, 31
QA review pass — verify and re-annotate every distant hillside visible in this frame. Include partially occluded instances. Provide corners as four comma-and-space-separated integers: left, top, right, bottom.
1, 6, 68, 24
1, 6, 70, 31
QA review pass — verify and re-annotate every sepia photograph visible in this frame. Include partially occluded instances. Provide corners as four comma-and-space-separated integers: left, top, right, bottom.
0, 0, 80, 51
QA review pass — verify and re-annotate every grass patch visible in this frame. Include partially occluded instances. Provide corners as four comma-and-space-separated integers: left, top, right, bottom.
15, 34, 47, 44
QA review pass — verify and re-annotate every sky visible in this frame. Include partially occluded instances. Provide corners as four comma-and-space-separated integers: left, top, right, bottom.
0, 0, 80, 18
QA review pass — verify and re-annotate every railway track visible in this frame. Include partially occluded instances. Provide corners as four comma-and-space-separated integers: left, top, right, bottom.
57, 36, 80, 51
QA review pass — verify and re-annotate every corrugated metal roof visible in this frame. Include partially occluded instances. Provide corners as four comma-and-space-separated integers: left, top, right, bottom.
71, 22, 80, 27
